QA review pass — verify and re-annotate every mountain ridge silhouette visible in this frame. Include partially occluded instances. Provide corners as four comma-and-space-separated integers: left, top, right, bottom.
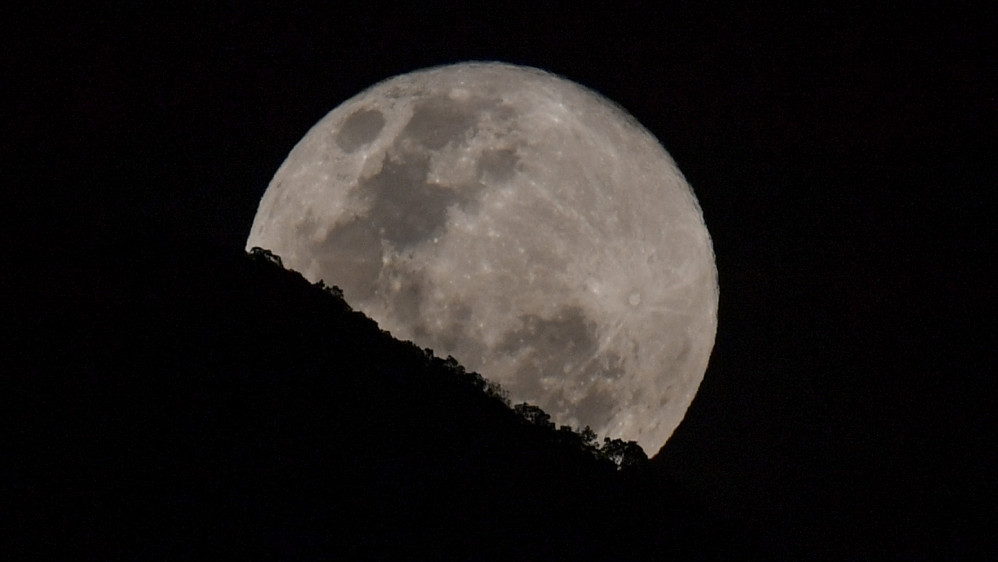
5, 243, 749, 559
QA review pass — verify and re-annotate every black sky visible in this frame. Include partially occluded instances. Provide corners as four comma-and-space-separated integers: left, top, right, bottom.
7, 3, 995, 558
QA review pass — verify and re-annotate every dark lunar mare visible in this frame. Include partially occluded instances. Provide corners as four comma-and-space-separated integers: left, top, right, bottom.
335, 109, 386, 153
314, 96, 507, 303
312, 92, 527, 318
498, 306, 625, 428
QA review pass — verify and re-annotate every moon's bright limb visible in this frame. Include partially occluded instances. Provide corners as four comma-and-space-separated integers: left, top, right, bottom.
247, 62, 718, 453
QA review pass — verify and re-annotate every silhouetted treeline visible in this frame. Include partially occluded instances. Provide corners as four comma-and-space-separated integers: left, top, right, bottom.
4, 244, 752, 560
251, 247, 650, 472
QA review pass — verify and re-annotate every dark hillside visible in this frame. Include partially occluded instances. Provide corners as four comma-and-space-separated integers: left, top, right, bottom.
6, 246, 745, 559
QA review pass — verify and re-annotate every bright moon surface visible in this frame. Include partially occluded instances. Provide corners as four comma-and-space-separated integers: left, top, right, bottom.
247, 62, 718, 453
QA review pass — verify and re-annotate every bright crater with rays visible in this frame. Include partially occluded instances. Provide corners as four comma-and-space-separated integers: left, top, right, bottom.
248, 62, 718, 453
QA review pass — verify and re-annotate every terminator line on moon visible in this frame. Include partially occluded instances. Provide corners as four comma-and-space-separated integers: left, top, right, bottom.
247, 62, 717, 453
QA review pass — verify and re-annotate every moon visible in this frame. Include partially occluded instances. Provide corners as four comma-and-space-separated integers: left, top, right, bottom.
247, 62, 717, 453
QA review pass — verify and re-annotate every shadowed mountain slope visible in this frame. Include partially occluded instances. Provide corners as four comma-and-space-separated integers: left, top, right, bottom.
6, 245, 749, 560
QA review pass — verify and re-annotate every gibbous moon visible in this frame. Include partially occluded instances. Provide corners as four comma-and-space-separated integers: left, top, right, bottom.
247, 62, 717, 453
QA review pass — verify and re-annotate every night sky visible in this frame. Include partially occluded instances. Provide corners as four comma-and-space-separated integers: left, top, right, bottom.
7, 4, 994, 558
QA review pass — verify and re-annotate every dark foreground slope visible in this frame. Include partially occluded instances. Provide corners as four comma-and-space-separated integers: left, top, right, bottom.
5, 246, 748, 560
